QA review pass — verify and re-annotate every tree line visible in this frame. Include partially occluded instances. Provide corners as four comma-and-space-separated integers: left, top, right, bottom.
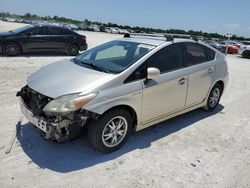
0, 12, 249, 41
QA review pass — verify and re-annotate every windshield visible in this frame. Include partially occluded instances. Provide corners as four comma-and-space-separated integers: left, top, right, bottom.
9, 25, 33, 33
74, 40, 155, 74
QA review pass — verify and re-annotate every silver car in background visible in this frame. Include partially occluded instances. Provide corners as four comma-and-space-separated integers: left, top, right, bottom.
239, 41, 250, 58
17, 34, 229, 153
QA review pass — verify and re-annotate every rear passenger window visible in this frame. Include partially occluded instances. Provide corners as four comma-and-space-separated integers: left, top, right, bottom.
49, 27, 64, 35
205, 46, 216, 61
185, 43, 207, 65
146, 43, 184, 73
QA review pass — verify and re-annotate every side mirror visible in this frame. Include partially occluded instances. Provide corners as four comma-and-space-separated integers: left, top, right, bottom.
147, 67, 160, 80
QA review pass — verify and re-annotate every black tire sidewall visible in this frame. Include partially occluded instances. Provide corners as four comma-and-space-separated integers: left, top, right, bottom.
68, 44, 79, 56
4, 42, 21, 56
242, 51, 250, 59
207, 84, 222, 111
88, 109, 132, 153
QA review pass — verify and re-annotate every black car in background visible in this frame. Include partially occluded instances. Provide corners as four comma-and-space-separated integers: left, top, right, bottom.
0, 24, 87, 56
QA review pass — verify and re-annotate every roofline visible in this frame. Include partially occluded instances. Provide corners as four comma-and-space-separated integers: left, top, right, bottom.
31, 23, 68, 29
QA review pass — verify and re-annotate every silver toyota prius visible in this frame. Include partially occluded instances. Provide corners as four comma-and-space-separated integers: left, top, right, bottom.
17, 34, 229, 153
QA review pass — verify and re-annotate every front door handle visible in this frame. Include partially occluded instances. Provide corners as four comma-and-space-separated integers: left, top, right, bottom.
208, 68, 214, 73
178, 77, 186, 85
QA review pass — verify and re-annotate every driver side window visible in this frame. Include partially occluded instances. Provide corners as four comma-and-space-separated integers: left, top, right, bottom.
124, 43, 185, 83
27, 27, 48, 35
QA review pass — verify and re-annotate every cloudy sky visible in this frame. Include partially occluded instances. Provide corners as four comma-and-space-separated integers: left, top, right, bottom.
0, 0, 249, 37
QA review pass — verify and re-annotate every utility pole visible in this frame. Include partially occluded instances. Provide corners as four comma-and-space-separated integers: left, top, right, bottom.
225, 33, 233, 56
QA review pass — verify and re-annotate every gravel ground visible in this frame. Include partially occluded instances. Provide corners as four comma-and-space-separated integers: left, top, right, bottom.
0, 21, 250, 188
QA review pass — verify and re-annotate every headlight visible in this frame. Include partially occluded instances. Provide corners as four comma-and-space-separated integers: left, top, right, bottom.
43, 93, 97, 115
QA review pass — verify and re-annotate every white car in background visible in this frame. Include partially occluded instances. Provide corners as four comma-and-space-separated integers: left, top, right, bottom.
105, 27, 112, 33
122, 29, 129, 34
110, 27, 119, 34
239, 42, 250, 58
92, 25, 100, 32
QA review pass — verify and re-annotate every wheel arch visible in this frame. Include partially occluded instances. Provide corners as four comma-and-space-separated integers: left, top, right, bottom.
208, 80, 225, 98
205, 79, 225, 103
68, 42, 80, 50
215, 80, 224, 93
101, 105, 138, 131
203, 79, 225, 111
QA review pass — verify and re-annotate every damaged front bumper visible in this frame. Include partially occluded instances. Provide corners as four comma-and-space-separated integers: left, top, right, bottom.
19, 96, 90, 142
17, 85, 100, 142
20, 97, 51, 133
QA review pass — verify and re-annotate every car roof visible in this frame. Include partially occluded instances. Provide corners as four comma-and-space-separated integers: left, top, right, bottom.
32, 23, 67, 29
118, 37, 196, 46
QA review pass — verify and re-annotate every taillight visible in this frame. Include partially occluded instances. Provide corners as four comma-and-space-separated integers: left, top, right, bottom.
81, 35, 86, 40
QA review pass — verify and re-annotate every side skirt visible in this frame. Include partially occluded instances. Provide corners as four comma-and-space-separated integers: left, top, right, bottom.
135, 101, 206, 132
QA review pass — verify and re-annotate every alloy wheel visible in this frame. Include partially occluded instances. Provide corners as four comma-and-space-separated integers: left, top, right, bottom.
102, 116, 128, 148
5, 43, 20, 56
209, 88, 220, 108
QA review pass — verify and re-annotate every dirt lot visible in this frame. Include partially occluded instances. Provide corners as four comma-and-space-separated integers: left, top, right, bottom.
0, 21, 250, 188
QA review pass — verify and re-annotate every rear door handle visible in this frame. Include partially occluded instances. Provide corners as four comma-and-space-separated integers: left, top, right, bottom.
178, 77, 186, 85
208, 68, 213, 73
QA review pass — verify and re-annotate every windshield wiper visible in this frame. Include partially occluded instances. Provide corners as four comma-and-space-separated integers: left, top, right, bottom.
74, 59, 110, 73
88, 63, 111, 73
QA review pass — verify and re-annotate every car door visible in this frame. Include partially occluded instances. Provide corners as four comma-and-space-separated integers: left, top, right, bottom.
184, 42, 215, 107
21, 27, 49, 51
47, 27, 68, 50
140, 43, 188, 124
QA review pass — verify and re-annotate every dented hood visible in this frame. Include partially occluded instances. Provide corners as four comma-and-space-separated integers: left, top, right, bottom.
27, 59, 113, 98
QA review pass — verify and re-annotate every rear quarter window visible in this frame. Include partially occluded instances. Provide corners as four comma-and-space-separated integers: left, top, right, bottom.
205, 46, 216, 61
63, 29, 74, 35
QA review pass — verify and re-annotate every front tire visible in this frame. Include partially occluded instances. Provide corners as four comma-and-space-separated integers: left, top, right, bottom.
242, 51, 250, 59
205, 83, 222, 111
4, 42, 21, 56
88, 109, 132, 153
67, 44, 79, 56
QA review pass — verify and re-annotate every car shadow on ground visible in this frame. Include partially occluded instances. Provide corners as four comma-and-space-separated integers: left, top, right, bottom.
17, 105, 224, 173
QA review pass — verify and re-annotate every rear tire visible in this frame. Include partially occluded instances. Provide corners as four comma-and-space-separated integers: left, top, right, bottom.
4, 42, 21, 56
205, 83, 223, 111
67, 44, 79, 56
88, 109, 132, 153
